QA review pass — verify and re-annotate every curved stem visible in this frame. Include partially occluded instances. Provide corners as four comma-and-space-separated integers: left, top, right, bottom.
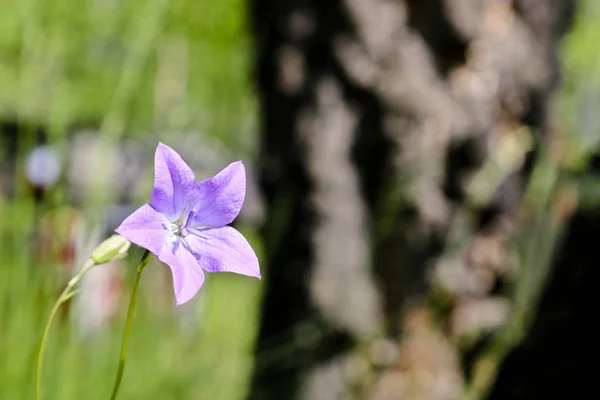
35, 259, 96, 400
109, 250, 151, 400
35, 289, 65, 400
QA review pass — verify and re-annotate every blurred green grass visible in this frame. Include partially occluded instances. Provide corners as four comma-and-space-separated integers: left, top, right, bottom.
0, 0, 257, 150
0, 221, 264, 400
0, 0, 263, 398
556, 0, 600, 170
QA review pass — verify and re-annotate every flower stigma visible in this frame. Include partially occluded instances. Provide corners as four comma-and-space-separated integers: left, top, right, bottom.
164, 208, 210, 239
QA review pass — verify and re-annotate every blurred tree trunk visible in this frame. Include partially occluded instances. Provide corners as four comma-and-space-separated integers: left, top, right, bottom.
251, 1, 576, 399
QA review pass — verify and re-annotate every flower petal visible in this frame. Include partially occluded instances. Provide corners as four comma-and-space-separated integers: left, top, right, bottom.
190, 161, 246, 228
150, 143, 196, 221
186, 226, 260, 279
115, 204, 171, 256
159, 237, 206, 306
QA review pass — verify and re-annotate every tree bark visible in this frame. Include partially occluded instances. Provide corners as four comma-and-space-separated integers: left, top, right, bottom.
251, 1, 576, 399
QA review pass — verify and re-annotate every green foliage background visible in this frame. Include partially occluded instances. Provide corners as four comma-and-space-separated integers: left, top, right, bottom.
0, 0, 262, 399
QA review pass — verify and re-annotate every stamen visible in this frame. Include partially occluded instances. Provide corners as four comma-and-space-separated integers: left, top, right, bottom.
187, 225, 211, 240
184, 209, 196, 230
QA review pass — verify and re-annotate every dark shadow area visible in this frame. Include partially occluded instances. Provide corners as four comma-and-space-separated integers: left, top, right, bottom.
405, 0, 468, 75
487, 210, 599, 399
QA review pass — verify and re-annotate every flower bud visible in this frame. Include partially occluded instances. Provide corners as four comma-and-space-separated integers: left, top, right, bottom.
91, 234, 131, 264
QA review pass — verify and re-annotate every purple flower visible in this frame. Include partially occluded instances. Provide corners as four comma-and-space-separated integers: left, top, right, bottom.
115, 143, 260, 305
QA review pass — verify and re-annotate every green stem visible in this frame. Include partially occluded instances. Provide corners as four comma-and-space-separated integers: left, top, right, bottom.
35, 258, 96, 400
109, 250, 151, 400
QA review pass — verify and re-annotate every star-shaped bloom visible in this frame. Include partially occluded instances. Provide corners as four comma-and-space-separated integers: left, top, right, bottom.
115, 143, 260, 305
